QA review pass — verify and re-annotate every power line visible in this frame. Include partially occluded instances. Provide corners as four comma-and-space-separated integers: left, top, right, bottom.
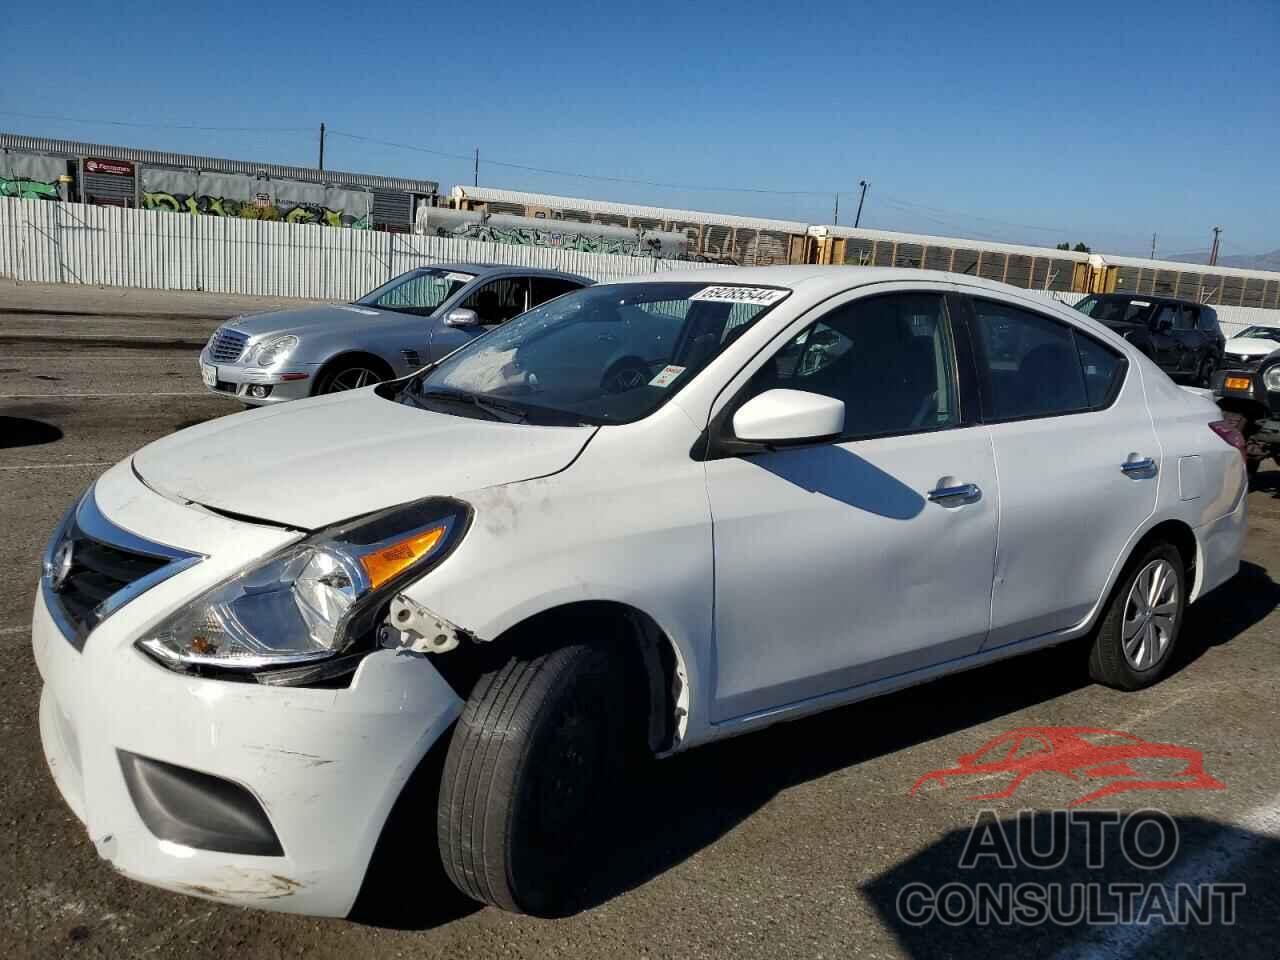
327, 130, 836, 198
0, 110, 310, 134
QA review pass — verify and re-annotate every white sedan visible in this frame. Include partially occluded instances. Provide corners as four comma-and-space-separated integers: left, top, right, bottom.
32, 267, 1246, 918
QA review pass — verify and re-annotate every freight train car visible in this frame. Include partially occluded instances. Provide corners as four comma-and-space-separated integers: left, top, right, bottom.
450, 186, 808, 265
415, 205, 690, 258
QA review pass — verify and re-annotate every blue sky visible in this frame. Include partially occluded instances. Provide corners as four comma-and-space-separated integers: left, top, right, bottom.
2, 0, 1276, 256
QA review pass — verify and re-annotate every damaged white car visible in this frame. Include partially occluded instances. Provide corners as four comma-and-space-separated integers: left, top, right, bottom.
33, 267, 1245, 918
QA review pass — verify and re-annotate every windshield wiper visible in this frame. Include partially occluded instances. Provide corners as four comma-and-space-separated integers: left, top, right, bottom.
416, 387, 528, 424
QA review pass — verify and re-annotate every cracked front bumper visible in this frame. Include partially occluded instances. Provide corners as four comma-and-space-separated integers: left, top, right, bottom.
32, 467, 464, 917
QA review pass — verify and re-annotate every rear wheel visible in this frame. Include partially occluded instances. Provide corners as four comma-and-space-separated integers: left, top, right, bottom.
437, 642, 628, 916
1197, 355, 1217, 386
1088, 542, 1186, 690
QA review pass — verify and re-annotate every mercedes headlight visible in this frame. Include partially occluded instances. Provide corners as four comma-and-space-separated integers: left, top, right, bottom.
136, 497, 470, 676
250, 335, 299, 367
1265, 367, 1280, 392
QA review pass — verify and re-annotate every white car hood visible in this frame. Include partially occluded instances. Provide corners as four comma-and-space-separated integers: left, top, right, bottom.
1224, 337, 1280, 357
132, 389, 595, 529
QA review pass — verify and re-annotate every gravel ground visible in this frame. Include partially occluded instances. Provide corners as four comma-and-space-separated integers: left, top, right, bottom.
2, 287, 1279, 958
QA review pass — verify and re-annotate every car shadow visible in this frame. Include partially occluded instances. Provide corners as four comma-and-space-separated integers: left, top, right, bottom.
1171, 561, 1280, 676
352, 566, 1272, 930
0, 416, 63, 449
749, 445, 926, 519
862, 812, 1280, 958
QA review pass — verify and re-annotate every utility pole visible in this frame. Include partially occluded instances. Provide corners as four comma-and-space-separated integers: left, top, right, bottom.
833, 192, 839, 225
854, 180, 869, 228
1150, 232, 1157, 259
473, 147, 479, 188
318, 123, 325, 171
1209, 226, 1222, 266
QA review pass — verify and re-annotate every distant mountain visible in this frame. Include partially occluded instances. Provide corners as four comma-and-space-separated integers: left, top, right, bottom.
1163, 249, 1280, 271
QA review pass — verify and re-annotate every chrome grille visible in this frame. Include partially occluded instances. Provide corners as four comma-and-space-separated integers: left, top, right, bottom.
209, 328, 249, 363
43, 490, 201, 651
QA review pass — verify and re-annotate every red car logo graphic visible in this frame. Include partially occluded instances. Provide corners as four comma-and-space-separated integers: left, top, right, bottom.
910, 726, 1225, 807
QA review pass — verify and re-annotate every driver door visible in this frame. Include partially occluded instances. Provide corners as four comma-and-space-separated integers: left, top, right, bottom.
429, 276, 530, 360
703, 289, 998, 722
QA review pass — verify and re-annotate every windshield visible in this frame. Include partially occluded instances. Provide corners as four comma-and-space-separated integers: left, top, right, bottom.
1237, 326, 1280, 342
356, 267, 476, 316
1075, 295, 1154, 325
400, 281, 789, 426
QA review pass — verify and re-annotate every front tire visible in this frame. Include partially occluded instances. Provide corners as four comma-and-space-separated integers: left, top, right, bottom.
437, 642, 627, 915
1088, 542, 1186, 690
313, 359, 390, 395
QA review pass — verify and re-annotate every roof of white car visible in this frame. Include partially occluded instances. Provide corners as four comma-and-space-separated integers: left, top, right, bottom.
639, 264, 1050, 300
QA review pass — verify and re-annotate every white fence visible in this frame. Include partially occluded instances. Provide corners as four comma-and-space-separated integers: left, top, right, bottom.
0, 198, 726, 299
1, 197, 1275, 338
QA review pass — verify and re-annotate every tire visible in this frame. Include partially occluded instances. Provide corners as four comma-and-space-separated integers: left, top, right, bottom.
437, 642, 627, 916
1248, 457, 1261, 478
1088, 542, 1187, 690
313, 358, 390, 395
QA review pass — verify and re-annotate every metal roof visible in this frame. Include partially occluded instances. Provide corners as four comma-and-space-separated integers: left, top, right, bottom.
451, 185, 810, 232
0, 132, 438, 195
813, 223, 1092, 262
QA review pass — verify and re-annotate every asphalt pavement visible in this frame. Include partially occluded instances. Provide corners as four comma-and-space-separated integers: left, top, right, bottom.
3, 286, 1280, 959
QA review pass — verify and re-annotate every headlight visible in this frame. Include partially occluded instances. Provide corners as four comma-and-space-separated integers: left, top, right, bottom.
251, 335, 299, 367
136, 497, 470, 675
1265, 367, 1280, 392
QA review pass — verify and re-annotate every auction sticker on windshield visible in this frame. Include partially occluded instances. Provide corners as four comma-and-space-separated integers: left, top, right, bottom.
691, 285, 789, 306
649, 364, 686, 388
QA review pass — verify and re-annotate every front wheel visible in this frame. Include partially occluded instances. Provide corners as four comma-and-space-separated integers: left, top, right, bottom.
1088, 543, 1186, 690
437, 642, 627, 916
314, 360, 388, 394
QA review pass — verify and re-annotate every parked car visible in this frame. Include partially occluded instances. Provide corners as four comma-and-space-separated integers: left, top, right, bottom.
1211, 340, 1280, 475
35, 268, 1246, 919
1220, 324, 1280, 372
1073, 293, 1224, 385
198, 263, 591, 404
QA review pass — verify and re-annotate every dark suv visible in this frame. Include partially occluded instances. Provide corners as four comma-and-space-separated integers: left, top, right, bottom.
1074, 293, 1224, 385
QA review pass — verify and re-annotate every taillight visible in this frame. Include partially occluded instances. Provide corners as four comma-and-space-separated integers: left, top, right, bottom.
1209, 420, 1247, 460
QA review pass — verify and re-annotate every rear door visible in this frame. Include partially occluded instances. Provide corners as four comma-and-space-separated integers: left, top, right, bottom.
957, 293, 1158, 648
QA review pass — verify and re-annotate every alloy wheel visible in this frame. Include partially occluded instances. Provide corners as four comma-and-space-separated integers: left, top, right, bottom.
326, 367, 381, 392
1121, 558, 1179, 670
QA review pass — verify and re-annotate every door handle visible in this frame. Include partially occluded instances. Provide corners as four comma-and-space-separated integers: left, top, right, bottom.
1121, 456, 1157, 478
928, 482, 981, 504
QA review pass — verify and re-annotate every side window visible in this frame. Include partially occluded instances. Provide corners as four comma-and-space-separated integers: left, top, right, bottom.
1152, 304, 1180, 332
741, 293, 959, 439
530, 276, 582, 307
1075, 333, 1126, 408
1198, 308, 1218, 333
1173, 306, 1196, 331
969, 299, 1088, 420
461, 277, 529, 325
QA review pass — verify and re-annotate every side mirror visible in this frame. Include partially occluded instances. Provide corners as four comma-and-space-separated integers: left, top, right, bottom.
444, 308, 480, 328
732, 389, 844, 444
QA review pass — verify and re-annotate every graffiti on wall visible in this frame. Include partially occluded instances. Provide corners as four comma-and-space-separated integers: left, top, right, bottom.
428, 220, 663, 256
141, 192, 370, 228
1, 177, 58, 200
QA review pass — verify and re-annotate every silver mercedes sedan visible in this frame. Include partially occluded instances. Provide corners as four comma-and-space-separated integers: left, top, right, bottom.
198, 263, 592, 405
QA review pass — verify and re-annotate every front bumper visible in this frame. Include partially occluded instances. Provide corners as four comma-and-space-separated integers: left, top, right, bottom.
198, 347, 320, 406
32, 467, 463, 916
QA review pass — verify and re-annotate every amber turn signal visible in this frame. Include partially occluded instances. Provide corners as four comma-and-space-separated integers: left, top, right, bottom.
360, 525, 447, 589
